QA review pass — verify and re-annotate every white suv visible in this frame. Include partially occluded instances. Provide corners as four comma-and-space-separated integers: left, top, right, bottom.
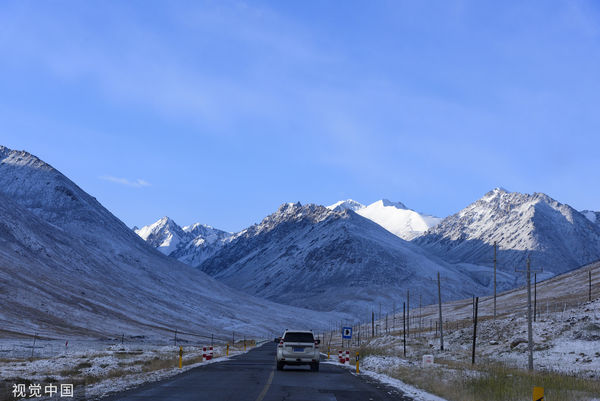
276, 330, 320, 371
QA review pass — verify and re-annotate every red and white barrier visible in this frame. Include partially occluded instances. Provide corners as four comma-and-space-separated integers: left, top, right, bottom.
209, 346, 214, 360
203, 347, 207, 361
338, 350, 343, 364
345, 350, 350, 365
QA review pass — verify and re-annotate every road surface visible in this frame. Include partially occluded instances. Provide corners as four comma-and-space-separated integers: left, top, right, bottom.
103, 342, 415, 401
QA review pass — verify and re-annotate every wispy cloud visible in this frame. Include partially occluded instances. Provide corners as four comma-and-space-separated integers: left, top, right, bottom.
100, 176, 151, 188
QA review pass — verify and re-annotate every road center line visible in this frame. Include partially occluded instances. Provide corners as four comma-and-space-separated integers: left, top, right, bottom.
255, 369, 274, 401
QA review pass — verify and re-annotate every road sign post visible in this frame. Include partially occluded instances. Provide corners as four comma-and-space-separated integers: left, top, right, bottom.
342, 327, 352, 339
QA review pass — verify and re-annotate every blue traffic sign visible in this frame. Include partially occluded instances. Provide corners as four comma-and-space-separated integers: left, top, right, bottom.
342, 327, 352, 339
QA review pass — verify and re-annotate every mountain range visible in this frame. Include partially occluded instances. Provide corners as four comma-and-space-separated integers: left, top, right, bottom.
194, 202, 511, 315
136, 189, 600, 316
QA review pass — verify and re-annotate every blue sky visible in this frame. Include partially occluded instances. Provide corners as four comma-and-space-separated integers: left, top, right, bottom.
1, 1, 599, 232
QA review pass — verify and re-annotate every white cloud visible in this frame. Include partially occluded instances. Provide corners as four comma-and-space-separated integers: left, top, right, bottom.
100, 176, 151, 188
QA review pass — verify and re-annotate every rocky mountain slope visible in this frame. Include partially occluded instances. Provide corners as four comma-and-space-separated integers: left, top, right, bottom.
197, 202, 510, 315
0, 146, 342, 339
414, 188, 600, 277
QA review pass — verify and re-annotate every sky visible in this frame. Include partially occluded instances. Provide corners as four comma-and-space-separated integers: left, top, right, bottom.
1, 1, 599, 232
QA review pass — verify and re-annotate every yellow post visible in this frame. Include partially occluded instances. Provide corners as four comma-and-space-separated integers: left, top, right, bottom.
327, 347, 330, 360
227, 343, 229, 356
356, 352, 360, 374
244, 340, 246, 351
533, 387, 544, 401
178, 346, 183, 369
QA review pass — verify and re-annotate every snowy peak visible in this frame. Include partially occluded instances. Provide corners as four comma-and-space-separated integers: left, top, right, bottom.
356, 199, 442, 240
135, 216, 187, 255
327, 199, 365, 212
136, 216, 233, 265
326, 197, 441, 240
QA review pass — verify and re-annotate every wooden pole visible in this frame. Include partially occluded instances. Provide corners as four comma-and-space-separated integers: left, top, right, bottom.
472, 297, 479, 364
371, 311, 374, 337
494, 241, 497, 320
403, 302, 406, 357
526, 258, 533, 370
437, 272, 444, 351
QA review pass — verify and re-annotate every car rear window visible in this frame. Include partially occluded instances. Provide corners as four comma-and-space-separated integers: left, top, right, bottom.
283, 332, 314, 343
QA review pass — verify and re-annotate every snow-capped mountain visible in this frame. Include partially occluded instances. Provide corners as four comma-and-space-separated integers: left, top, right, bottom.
172, 223, 233, 267
0, 146, 343, 338
198, 202, 510, 315
356, 199, 442, 240
414, 188, 600, 276
135, 218, 233, 266
135, 216, 188, 255
328, 199, 442, 240
581, 210, 600, 226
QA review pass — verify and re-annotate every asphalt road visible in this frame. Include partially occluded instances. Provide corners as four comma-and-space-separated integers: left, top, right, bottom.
103, 342, 415, 401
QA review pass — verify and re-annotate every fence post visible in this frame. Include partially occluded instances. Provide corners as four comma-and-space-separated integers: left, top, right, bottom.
472, 297, 479, 364
403, 302, 406, 357
437, 272, 444, 351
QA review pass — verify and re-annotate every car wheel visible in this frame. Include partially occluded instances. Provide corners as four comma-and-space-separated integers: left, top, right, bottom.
311, 362, 319, 372
277, 361, 284, 371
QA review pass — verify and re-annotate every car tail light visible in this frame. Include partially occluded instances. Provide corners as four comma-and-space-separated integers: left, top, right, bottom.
314, 340, 319, 348
278, 340, 284, 348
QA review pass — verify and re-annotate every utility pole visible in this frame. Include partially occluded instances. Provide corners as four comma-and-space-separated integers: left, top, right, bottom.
407, 290, 410, 338
494, 241, 497, 320
371, 310, 374, 337
393, 302, 396, 330
403, 302, 406, 357
472, 297, 479, 364
437, 272, 444, 351
515, 255, 542, 371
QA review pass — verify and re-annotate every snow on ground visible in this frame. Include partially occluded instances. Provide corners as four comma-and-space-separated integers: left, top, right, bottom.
374, 298, 599, 377
323, 359, 447, 401
325, 297, 600, 400
1, 340, 258, 400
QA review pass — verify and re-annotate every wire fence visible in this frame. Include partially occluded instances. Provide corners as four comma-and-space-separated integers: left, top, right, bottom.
326, 260, 600, 347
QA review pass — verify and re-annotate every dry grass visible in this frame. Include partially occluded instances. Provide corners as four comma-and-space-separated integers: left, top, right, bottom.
357, 345, 600, 401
